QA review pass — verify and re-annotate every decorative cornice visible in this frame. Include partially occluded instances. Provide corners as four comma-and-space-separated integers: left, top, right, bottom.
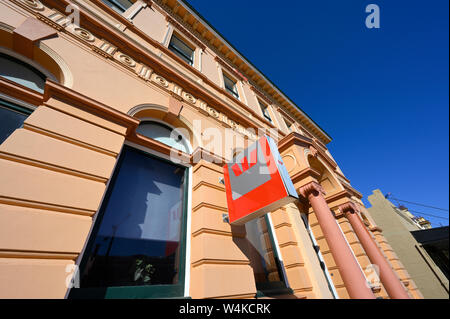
278, 132, 313, 153
190, 147, 226, 166
342, 181, 363, 199
312, 143, 337, 170
278, 132, 338, 173
313, 137, 328, 151
13, 16, 58, 59
335, 170, 351, 184
152, 0, 332, 145
298, 181, 326, 199
13, 0, 309, 147
127, 131, 192, 163
325, 190, 349, 206
277, 133, 363, 204
31, 0, 275, 135
18, 0, 330, 144
290, 167, 321, 185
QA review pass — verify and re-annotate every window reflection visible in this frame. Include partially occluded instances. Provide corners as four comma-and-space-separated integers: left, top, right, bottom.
169, 34, 195, 66
0, 53, 46, 93
136, 121, 190, 154
0, 104, 28, 145
223, 73, 239, 99
101, 0, 134, 13
244, 217, 281, 283
80, 146, 186, 288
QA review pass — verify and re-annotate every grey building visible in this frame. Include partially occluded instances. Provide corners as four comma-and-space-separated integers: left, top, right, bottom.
366, 189, 449, 299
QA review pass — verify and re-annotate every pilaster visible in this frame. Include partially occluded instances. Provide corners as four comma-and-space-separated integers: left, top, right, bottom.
189, 158, 256, 299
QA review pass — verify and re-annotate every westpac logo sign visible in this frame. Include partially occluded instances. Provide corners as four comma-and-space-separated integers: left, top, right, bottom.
230, 147, 257, 177
223, 135, 298, 225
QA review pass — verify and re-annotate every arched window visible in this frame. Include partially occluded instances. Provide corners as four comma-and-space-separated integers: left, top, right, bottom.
136, 121, 191, 154
0, 51, 52, 145
70, 121, 192, 298
0, 52, 47, 93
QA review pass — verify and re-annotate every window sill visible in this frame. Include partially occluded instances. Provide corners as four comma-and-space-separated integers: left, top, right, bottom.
255, 287, 294, 299
68, 283, 186, 299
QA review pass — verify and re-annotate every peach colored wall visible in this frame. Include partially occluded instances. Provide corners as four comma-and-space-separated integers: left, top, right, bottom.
190, 160, 256, 298
0, 0, 323, 142
0, 0, 27, 29
241, 82, 260, 114
0, 95, 128, 298
0, 0, 418, 300
0, 204, 91, 254
201, 48, 222, 87
132, 5, 168, 44
307, 212, 349, 298
0, 258, 74, 298
38, 37, 169, 114
285, 206, 335, 299
76, 0, 124, 28
270, 205, 335, 299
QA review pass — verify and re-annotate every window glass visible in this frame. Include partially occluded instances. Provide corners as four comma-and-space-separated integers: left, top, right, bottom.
0, 53, 46, 93
300, 213, 338, 298
245, 217, 281, 284
283, 117, 294, 132
223, 73, 239, 99
79, 146, 186, 288
168, 35, 194, 66
101, 0, 134, 13
136, 121, 190, 154
0, 100, 31, 145
259, 101, 272, 122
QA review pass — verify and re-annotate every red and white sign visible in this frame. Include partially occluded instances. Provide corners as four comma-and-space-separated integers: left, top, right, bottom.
223, 135, 298, 225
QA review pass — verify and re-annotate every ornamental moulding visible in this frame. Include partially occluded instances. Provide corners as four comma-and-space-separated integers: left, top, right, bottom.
298, 181, 326, 199
0, 76, 44, 106
278, 132, 313, 152
43, 79, 140, 136
278, 132, 338, 174
10, 0, 259, 140
17, 0, 330, 145
290, 167, 321, 185
338, 202, 359, 215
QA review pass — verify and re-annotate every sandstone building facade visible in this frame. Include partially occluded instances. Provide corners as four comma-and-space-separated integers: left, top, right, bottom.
0, 0, 422, 299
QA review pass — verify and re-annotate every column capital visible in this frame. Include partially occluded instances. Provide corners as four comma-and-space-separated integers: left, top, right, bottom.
338, 202, 359, 215
298, 181, 326, 199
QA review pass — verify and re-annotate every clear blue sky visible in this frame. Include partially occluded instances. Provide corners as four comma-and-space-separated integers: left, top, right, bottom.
185, 0, 449, 227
